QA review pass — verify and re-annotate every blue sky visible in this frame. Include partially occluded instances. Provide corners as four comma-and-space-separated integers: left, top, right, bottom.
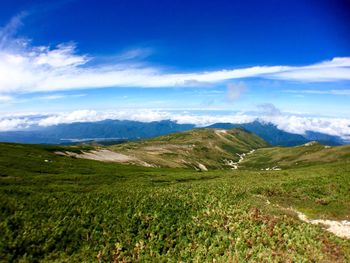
0, 0, 350, 138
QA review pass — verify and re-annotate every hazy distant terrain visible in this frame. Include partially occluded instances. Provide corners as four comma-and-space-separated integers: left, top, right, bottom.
0, 120, 345, 146
0, 120, 194, 144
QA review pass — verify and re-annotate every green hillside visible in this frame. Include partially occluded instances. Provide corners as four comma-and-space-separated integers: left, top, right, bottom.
240, 141, 350, 170
62, 128, 350, 172
1, 142, 350, 262
106, 128, 268, 170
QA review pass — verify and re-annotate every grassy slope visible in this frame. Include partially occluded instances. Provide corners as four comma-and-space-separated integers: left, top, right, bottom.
108, 128, 268, 169
1, 142, 350, 262
240, 142, 350, 169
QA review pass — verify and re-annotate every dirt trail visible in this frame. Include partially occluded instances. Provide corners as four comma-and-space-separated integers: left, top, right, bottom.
295, 210, 350, 239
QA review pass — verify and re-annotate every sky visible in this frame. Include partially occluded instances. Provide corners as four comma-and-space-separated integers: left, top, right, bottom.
0, 0, 350, 139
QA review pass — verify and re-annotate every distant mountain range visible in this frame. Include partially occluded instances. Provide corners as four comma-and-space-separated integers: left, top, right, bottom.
0, 119, 345, 146
0, 120, 194, 144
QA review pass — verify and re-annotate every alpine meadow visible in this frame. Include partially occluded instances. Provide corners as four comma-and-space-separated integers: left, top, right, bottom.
1, 0, 350, 262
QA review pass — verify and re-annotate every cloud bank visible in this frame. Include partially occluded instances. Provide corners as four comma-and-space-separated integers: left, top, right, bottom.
1, 109, 349, 141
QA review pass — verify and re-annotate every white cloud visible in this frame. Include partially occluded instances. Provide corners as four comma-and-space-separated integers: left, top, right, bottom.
38, 110, 100, 126
33, 43, 89, 68
0, 109, 349, 141
261, 115, 350, 140
271, 67, 350, 82
0, 15, 350, 96
0, 116, 35, 131
2, 41, 348, 95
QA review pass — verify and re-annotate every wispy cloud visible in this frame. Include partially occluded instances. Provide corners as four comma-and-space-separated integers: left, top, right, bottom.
37, 95, 66, 100
226, 82, 246, 102
36, 93, 86, 100
0, 11, 27, 49
0, 14, 350, 97
115, 48, 153, 61
284, 89, 350, 96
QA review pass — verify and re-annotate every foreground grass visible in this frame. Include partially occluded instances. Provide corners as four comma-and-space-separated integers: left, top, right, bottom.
0, 143, 350, 262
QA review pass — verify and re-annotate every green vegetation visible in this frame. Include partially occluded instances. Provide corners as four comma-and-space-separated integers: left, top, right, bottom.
240, 142, 350, 170
1, 142, 350, 262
